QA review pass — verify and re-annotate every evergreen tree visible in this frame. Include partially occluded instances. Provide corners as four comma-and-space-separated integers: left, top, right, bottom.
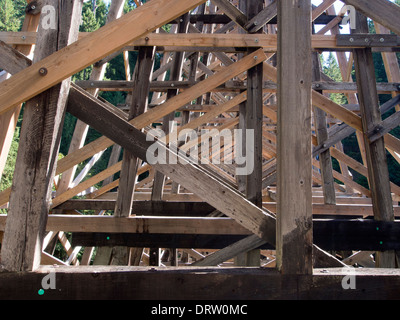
0, 0, 21, 31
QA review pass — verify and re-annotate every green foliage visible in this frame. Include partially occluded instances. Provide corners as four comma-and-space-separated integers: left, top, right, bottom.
322, 52, 348, 105
0, 0, 22, 31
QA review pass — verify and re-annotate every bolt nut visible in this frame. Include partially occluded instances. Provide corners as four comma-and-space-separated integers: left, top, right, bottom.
380, 38, 385, 42
254, 56, 258, 60
38, 67, 48, 76
349, 38, 354, 42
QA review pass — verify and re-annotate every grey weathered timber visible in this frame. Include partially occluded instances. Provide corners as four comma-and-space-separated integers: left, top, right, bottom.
211, 0, 248, 30
151, 14, 189, 201
244, 0, 277, 33
0, 41, 32, 75
352, 13, 396, 268
0, 0, 83, 272
312, 51, 336, 205
1, 266, 400, 300
276, 0, 313, 275
115, 46, 155, 217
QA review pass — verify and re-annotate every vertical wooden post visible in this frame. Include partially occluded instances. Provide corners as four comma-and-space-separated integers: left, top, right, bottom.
234, 0, 263, 267
312, 51, 336, 205
352, 13, 396, 268
276, 0, 313, 275
0, 0, 83, 272
151, 14, 190, 201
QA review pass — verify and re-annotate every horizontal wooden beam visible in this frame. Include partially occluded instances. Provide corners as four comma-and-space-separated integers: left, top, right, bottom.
0, 215, 250, 235
2, 32, 400, 50
1, 266, 400, 299
72, 219, 400, 251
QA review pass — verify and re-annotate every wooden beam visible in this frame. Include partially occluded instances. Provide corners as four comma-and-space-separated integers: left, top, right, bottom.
0, 0, 207, 115
115, 46, 155, 217
352, 12, 396, 268
212, 0, 248, 29
2, 266, 400, 300
0, 214, 250, 235
276, 0, 313, 275
5, 32, 400, 50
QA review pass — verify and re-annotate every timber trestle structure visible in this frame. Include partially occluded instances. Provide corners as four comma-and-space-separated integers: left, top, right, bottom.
1, 0, 400, 299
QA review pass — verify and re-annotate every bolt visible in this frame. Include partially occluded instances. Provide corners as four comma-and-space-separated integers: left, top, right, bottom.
31, 5, 36, 10
349, 38, 354, 42
90, 82, 94, 87
21, 35, 26, 40
365, 38, 369, 43
254, 21, 258, 26
380, 38, 385, 42
254, 38, 259, 43
38, 67, 48, 76
145, 36, 149, 41
254, 56, 258, 60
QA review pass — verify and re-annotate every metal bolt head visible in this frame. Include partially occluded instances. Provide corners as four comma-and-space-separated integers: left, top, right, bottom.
38, 67, 48, 76
380, 38, 385, 42
349, 38, 354, 42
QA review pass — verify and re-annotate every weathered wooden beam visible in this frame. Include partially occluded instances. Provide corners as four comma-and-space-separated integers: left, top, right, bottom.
212, 0, 248, 30
2, 266, 400, 300
244, 0, 277, 33
71, 219, 400, 252
0, 0, 83, 272
312, 51, 336, 205
5, 32, 400, 50
352, 12, 396, 268
0, 0, 207, 115
0, 41, 32, 75
276, 0, 313, 275
0, 215, 251, 235
115, 46, 155, 217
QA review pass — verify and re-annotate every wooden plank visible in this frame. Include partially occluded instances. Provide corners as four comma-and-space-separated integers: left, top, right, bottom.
0, 41, 32, 75
312, 51, 336, 205
276, 0, 313, 275
245, 0, 277, 33
352, 13, 396, 268
2, 266, 400, 300
4, 32, 396, 50
0, 0, 207, 115
66, 84, 277, 244
70, 219, 400, 252
212, 0, 248, 29
0, 215, 251, 235
115, 46, 155, 216
0, 0, 83, 272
